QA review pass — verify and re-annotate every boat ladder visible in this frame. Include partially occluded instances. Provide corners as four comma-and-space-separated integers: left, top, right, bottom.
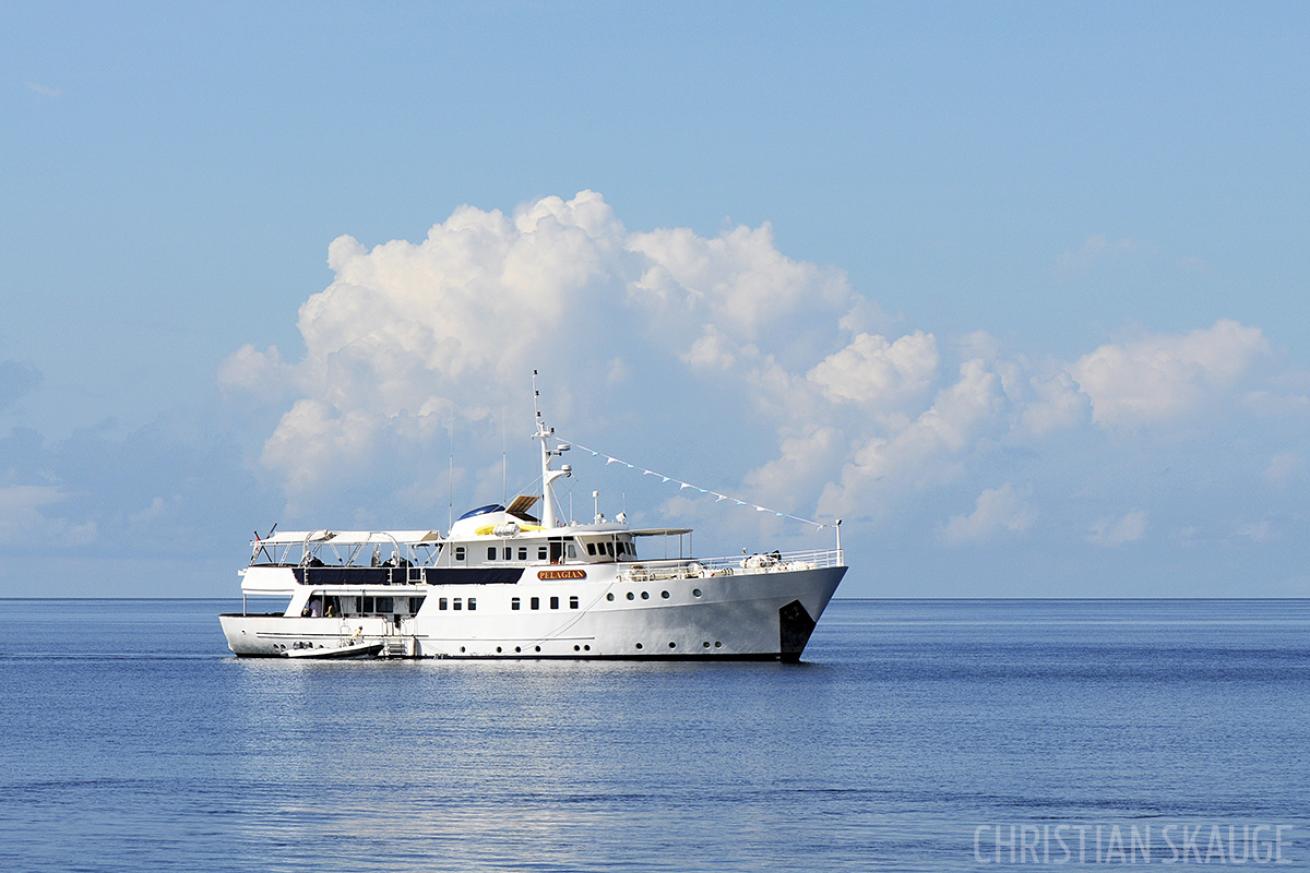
382, 637, 411, 659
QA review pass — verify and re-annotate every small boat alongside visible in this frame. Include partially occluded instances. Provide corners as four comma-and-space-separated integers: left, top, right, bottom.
219, 375, 848, 662
283, 640, 385, 659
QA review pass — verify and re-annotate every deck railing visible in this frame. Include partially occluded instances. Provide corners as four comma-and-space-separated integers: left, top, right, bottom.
617, 548, 843, 583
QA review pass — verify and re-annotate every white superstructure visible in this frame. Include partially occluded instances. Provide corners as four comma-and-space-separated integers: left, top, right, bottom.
219, 376, 847, 661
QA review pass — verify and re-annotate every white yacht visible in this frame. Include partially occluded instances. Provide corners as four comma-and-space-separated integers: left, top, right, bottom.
219, 380, 847, 661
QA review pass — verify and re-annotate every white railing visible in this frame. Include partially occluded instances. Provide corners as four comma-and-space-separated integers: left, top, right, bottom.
617, 548, 843, 583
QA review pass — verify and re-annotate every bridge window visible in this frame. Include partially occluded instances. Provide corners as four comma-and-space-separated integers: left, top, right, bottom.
586, 542, 596, 556
511, 597, 521, 611
468, 597, 477, 611
438, 597, 448, 610
487, 547, 496, 561
408, 597, 425, 613
518, 547, 527, 560
566, 544, 577, 559
503, 547, 512, 560
530, 597, 540, 610
550, 596, 560, 610
454, 547, 465, 562
453, 598, 462, 611
569, 596, 579, 609
538, 546, 547, 561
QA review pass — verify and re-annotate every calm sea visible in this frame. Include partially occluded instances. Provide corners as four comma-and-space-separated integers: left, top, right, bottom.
1, 599, 1307, 872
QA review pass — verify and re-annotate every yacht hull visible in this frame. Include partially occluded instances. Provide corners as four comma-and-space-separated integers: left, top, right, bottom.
220, 565, 845, 662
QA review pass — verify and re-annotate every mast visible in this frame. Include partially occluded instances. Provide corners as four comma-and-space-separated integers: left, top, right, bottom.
533, 370, 571, 530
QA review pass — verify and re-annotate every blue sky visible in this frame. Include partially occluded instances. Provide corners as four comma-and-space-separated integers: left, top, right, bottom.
1, 2, 1307, 596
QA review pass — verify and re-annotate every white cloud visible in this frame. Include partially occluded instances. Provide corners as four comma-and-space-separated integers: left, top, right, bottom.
25, 81, 63, 98
1056, 234, 1138, 276
627, 222, 852, 343
1087, 509, 1148, 546
222, 190, 868, 504
942, 483, 1037, 545
806, 331, 938, 408
0, 484, 96, 546
1264, 452, 1303, 488
218, 344, 293, 395
1014, 369, 1090, 437
1235, 520, 1276, 544
223, 191, 1292, 545
1071, 320, 1268, 428
818, 359, 1003, 518
681, 325, 738, 370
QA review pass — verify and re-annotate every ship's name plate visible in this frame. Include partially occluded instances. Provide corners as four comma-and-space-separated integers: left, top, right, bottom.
537, 569, 587, 580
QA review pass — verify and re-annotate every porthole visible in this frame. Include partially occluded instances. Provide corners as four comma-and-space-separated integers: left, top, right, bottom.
661, 590, 670, 599
668, 642, 676, 649
703, 641, 710, 648
573, 645, 580, 652
584, 645, 591, 651
460, 646, 466, 653
626, 592, 634, 600
692, 588, 702, 598
635, 642, 643, 650
640, 591, 650, 600
496, 646, 502, 653
515, 646, 521, 653
714, 641, 721, 648
535, 645, 541, 652
606, 593, 615, 601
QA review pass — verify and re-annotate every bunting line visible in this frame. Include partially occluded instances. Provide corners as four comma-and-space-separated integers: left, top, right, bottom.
560, 437, 828, 529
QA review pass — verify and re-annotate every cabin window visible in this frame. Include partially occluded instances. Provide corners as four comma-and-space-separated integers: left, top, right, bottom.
376, 597, 393, 614
487, 547, 496, 561
503, 547, 512, 560
409, 597, 425, 613
606, 542, 615, 558
438, 597, 448, 610
550, 596, 560, 610
468, 597, 477, 611
453, 598, 463, 611
586, 543, 596, 556
566, 543, 577, 559
569, 596, 579, 609
361, 596, 374, 613
454, 547, 465, 562
511, 597, 521, 611
530, 597, 540, 610
538, 547, 548, 560
518, 547, 527, 560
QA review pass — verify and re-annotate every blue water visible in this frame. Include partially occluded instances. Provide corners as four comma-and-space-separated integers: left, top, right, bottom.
1, 599, 1308, 871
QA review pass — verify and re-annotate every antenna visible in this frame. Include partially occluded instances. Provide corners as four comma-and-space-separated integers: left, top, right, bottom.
447, 421, 455, 532
532, 368, 543, 427
500, 405, 507, 506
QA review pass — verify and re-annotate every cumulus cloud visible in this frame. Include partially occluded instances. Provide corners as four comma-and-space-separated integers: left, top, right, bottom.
942, 483, 1036, 545
1087, 510, 1148, 546
806, 331, 937, 408
1071, 320, 1268, 428
224, 190, 1289, 544
818, 359, 1003, 518
0, 484, 96, 546
223, 191, 868, 505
